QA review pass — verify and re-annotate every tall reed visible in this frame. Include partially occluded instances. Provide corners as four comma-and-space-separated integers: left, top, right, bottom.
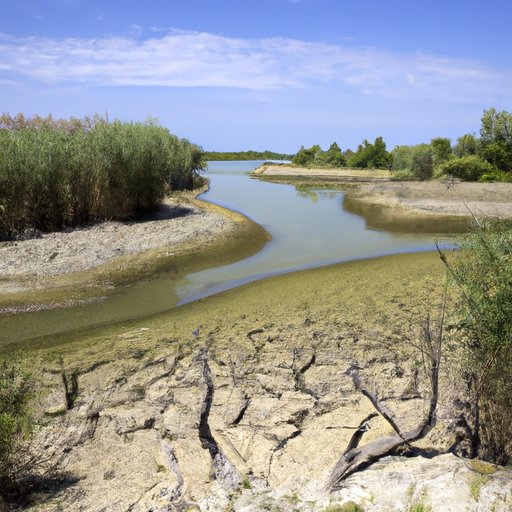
0, 114, 205, 239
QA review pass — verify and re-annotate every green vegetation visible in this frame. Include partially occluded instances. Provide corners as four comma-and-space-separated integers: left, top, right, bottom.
409, 143, 433, 180
479, 108, 512, 172
392, 109, 512, 181
0, 353, 38, 495
292, 138, 391, 169
204, 149, 293, 161
241, 474, 251, 489
323, 502, 365, 512
468, 474, 490, 501
469, 459, 498, 475
437, 155, 495, 181
408, 504, 432, 512
293, 142, 347, 167
347, 136, 391, 169
290, 108, 512, 181
444, 222, 512, 464
0, 113, 205, 240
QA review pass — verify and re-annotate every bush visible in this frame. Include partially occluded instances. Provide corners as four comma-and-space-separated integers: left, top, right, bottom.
0, 353, 38, 494
446, 223, 512, 464
479, 169, 512, 182
438, 156, 495, 181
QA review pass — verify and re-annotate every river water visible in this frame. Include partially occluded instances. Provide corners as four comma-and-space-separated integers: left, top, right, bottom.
0, 161, 449, 348
176, 161, 439, 303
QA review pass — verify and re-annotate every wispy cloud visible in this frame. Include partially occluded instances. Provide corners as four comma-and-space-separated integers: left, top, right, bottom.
0, 30, 509, 102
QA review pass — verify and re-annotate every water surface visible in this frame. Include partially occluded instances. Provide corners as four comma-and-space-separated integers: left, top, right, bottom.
0, 160, 448, 348
176, 161, 440, 303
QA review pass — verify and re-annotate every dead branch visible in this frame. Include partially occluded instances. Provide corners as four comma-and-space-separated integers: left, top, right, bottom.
326, 303, 445, 491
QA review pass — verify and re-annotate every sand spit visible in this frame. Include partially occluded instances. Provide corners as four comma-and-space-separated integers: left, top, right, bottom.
254, 164, 512, 219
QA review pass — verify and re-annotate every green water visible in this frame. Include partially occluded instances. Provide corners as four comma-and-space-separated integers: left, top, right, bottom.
0, 160, 457, 349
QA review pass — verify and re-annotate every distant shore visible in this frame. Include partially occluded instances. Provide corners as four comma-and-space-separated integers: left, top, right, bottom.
253, 163, 512, 220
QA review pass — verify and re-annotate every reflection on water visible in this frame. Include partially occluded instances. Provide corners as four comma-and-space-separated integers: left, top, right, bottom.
343, 196, 472, 233
0, 160, 458, 348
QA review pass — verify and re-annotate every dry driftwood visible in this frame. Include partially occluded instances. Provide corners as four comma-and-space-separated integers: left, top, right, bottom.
326, 308, 444, 491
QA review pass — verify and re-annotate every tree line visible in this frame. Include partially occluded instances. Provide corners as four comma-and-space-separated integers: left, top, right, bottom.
292, 108, 512, 182
204, 149, 294, 161
0, 114, 206, 240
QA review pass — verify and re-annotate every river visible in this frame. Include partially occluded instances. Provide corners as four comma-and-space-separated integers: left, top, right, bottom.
0, 161, 449, 349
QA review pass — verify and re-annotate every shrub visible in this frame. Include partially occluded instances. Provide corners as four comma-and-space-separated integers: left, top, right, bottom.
0, 353, 38, 494
445, 223, 512, 464
438, 156, 495, 181
479, 169, 512, 182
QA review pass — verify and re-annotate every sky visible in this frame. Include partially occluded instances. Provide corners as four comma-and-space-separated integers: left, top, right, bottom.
1, 0, 511, 152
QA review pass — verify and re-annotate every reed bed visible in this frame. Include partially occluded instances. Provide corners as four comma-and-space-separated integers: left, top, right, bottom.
0, 114, 205, 239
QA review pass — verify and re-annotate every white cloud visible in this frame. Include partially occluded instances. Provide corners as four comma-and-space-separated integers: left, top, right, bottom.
0, 30, 510, 103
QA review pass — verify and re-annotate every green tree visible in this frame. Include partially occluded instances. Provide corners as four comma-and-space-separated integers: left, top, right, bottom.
348, 137, 391, 169
479, 108, 512, 172
372, 136, 392, 168
454, 133, 479, 158
431, 137, 452, 167
323, 142, 346, 167
292, 144, 322, 167
391, 145, 413, 171
347, 139, 371, 168
410, 144, 433, 180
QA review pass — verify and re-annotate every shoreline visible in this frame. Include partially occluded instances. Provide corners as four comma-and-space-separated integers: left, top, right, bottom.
0, 193, 270, 314
253, 163, 512, 220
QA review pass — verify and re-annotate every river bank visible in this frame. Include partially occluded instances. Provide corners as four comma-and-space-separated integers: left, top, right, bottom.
0, 193, 269, 314
17, 250, 512, 511
253, 163, 512, 220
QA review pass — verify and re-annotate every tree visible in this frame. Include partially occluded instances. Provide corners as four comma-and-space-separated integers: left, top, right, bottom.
372, 136, 392, 169
479, 108, 512, 172
323, 142, 346, 167
347, 137, 391, 169
454, 133, 479, 158
292, 144, 321, 167
391, 145, 413, 171
431, 137, 452, 167
410, 144, 433, 180
347, 140, 371, 168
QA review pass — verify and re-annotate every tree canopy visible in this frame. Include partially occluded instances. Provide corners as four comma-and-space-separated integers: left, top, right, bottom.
292, 142, 347, 168
347, 137, 391, 169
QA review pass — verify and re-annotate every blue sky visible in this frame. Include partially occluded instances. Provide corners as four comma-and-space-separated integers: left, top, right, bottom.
1, 0, 511, 152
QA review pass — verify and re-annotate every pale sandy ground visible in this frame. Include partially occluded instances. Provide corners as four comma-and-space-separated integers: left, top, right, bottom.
352, 180, 512, 218
0, 196, 234, 279
253, 163, 392, 180
254, 164, 512, 218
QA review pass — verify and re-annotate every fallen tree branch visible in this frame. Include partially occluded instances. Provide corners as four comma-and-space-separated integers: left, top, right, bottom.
326, 302, 445, 491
